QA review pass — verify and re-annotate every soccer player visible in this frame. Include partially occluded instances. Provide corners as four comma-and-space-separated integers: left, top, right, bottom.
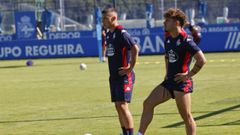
136, 8, 206, 135
102, 7, 139, 135
102, 27, 107, 62
165, 22, 202, 45
185, 22, 202, 45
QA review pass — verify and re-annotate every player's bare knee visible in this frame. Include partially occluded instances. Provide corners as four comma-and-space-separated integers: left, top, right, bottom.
115, 102, 128, 111
143, 99, 154, 110
182, 113, 195, 124
115, 103, 120, 110
115, 102, 122, 110
184, 119, 196, 128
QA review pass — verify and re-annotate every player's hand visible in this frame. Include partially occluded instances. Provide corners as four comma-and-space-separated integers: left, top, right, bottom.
118, 66, 131, 76
185, 21, 190, 27
174, 72, 189, 83
164, 75, 168, 80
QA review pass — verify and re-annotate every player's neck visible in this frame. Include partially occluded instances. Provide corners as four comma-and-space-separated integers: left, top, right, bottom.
109, 22, 119, 32
170, 27, 182, 38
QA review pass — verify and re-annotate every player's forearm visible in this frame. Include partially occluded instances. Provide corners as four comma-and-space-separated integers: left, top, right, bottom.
187, 53, 206, 78
129, 45, 139, 70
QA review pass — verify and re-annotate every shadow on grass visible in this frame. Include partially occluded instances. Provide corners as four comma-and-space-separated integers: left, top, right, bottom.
198, 119, 240, 127
0, 111, 212, 124
0, 65, 28, 69
0, 61, 102, 69
0, 105, 239, 125
163, 104, 240, 128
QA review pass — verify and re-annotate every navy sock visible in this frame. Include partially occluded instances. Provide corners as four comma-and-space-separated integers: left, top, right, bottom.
126, 128, 134, 135
121, 127, 127, 135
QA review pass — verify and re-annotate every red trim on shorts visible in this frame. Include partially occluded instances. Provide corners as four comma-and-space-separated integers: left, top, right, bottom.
183, 79, 192, 93
122, 46, 132, 92
124, 72, 133, 92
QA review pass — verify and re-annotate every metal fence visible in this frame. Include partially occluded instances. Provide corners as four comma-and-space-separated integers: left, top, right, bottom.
0, 0, 239, 33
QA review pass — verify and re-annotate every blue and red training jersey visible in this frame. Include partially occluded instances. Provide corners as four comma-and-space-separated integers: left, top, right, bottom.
164, 30, 201, 80
106, 26, 136, 80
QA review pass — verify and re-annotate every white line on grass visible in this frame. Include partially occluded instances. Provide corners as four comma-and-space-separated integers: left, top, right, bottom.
137, 59, 237, 65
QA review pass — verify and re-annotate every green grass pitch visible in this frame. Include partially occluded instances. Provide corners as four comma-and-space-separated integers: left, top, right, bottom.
0, 52, 240, 135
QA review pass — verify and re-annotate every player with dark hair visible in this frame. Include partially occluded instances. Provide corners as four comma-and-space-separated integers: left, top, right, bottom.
186, 22, 202, 45
102, 7, 139, 135
136, 8, 206, 135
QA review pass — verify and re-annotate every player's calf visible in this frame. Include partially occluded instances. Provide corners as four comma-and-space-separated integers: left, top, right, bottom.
115, 102, 134, 135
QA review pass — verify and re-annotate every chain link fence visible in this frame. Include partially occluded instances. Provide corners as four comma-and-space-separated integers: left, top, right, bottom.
0, 0, 239, 33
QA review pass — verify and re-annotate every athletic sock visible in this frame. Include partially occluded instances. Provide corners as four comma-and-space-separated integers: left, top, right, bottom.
136, 131, 143, 135
126, 128, 134, 135
121, 127, 127, 135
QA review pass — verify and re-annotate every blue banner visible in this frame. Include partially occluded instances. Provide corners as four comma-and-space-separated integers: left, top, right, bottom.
0, 23, 239, 60
199, 23, 240, 52
44, 31, 94, 39
0, 38, 98, 60
15, 11, 36, 40
128, 27, 165, 54
0, 35, 15, 42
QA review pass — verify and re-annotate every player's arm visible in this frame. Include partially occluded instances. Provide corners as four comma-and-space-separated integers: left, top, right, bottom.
174, 51, 206, 83
118, 31, 139, 76
187, 51, 206, 78
185, 22, 201, 45
188, 25, 201, 45
130, 44, 139, 70
119, 45, 139, 76
174, 36, 206, 83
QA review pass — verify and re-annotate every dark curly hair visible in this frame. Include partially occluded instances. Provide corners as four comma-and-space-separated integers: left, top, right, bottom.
164, 8, 187, 27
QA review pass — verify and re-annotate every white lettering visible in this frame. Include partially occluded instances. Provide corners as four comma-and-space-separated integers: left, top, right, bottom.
225, 32, 232, 49
234, 32, 240, 49
48, 32, 81, 39
132, 37, 141, 50
0, 35, 12, 41
229, 32, 237, 49
25, 44, 84, 56
155, 35, 164, 52
57, 45, 63, 55
0, 47, 21, 58
39, 46, 48, 56
33, 46, 39, 56
206, 26, 239, 33
133, 36, 165, 53
142, 36, 155, 53
12, 47, 21, 57
25, 46, 32, 56
5, 47, 11, 56
75, 44, 84, 54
